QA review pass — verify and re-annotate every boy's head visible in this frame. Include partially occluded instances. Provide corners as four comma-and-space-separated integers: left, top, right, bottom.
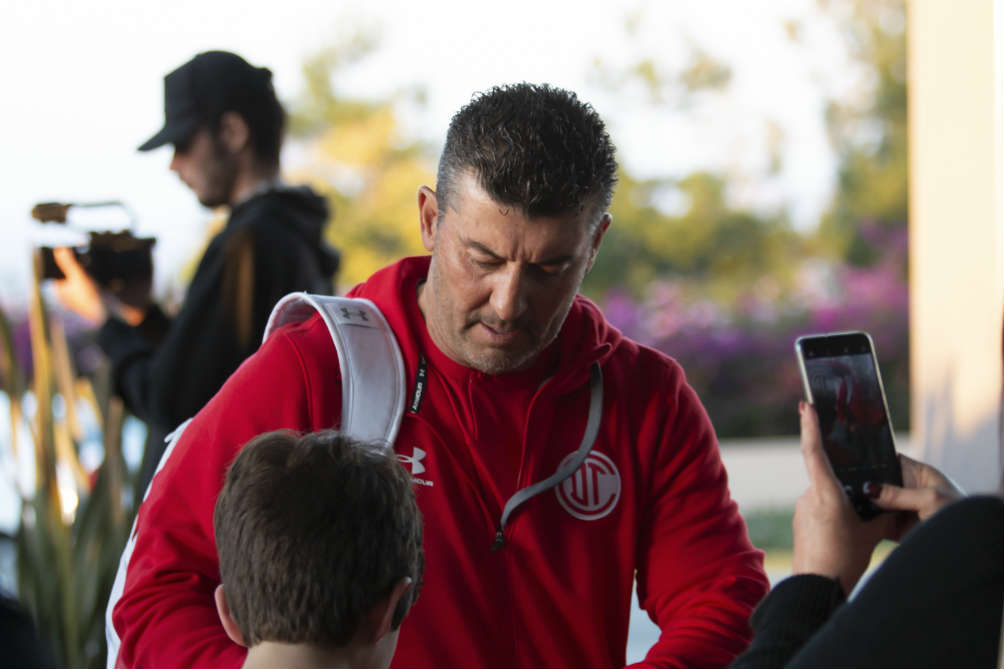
213, 429, 424, 666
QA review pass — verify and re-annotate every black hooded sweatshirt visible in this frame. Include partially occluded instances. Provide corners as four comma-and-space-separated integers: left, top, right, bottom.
98, 185, 339, 488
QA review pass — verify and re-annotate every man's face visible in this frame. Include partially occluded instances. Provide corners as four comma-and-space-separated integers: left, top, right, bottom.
169, 127, 238, 208
417, 172, 610, 375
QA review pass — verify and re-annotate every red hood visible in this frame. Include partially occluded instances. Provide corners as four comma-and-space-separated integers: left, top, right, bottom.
348, 256, 622, 393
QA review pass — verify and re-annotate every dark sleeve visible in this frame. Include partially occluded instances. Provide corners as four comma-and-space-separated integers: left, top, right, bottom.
95, 218, 314, 436
736, 495, 1004, 669
730, 575, 845, 668
96, 233, 240, 433
97, 305, 172, 410
0, 592, 54, 668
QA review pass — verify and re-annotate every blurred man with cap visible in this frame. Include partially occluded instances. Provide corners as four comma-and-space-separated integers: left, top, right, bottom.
54, 50, 340, 489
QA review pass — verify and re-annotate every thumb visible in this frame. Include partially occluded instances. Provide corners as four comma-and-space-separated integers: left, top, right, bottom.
799, 402, 842, 495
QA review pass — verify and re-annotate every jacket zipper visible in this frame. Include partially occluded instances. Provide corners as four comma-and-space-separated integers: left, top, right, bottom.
490, 362, 604, 550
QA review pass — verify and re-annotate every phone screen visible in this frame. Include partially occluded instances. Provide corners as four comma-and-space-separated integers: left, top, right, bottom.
797, 332, 902, 519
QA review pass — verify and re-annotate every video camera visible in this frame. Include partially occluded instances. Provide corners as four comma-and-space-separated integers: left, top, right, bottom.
32, 201, 156, 309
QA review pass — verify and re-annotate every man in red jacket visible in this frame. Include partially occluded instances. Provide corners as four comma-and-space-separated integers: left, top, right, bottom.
108, 83, 768, 668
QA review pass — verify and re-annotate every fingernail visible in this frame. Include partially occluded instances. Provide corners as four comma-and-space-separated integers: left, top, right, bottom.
798, 400, 805, 414
863, 481, 881, 498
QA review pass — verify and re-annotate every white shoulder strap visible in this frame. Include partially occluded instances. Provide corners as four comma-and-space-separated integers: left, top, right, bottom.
264, 292, 406, 447
105, 293, 406, 668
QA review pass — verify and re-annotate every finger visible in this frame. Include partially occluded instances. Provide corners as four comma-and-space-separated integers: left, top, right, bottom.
870, 482, 951, 520
898, 453, 964, 497
51, 247, 83, 278
799, 402, 843, 494
871, 482, 925, 512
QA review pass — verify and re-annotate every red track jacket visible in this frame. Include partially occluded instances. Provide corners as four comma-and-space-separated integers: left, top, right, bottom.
109, 256, 768, 668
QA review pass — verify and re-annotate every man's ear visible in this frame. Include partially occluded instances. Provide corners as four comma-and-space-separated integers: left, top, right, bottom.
367, 577, 414, 643
214, 584, 247, 647
417, 186, 439, 253
586, 213, 612, 273
218, 111, 250, 155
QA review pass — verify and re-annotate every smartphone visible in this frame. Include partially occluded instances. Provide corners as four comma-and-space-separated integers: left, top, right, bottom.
794, 331, 903, 519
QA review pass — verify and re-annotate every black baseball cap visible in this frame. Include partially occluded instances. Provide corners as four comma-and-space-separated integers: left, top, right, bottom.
138, 51, 277, 151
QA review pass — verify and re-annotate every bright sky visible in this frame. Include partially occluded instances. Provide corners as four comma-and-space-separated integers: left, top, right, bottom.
1, 0, 861, 307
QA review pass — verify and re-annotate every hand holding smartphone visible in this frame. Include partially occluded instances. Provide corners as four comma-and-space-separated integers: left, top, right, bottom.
795, 331, 903, 520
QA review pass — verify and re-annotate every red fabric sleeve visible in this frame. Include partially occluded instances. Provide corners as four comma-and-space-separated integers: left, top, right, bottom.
631, 369, 769, 668
111, 317, 340, 668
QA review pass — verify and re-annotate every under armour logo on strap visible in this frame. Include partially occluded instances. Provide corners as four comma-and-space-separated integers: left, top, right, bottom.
339, 306, 369, 322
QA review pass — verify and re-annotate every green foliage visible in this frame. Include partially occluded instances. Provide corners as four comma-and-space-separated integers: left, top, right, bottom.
587, 170, 804, 304
589, 33, 733, 107
816, 0, 908, 265
678, 46, 733, 93
288, 26, 392, 137
0, 307, 25, 399
286, 38, 436, 289
0, 306, 28, 475
4, 262, 135, 667
17, 461, 130, 668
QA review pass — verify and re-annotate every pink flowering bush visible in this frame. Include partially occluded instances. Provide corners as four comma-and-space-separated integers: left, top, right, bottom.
601, 225, 909, 438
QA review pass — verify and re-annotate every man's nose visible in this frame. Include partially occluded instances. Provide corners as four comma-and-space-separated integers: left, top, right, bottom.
489, 265, 529, 324
169, 150, 182, 174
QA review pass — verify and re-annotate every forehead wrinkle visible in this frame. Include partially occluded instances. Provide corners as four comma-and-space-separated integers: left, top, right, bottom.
459, 225, 582, 268
447, 171, 594, 263
463, 237, 503, 260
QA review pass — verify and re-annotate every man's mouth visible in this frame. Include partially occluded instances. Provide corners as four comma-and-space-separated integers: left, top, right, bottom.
477, 321, 522, 345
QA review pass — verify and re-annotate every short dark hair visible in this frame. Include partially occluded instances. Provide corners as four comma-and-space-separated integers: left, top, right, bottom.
437, 83, 618, 222
214, 430, 424, 647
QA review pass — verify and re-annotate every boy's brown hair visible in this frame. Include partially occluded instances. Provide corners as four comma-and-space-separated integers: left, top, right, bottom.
214, 430, 424, 647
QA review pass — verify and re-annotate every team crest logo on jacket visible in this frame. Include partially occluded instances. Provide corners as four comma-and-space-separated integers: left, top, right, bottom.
555, 451, 621, 520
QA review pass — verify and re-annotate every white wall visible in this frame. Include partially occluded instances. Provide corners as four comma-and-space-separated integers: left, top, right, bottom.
908, 0, 1004, 493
